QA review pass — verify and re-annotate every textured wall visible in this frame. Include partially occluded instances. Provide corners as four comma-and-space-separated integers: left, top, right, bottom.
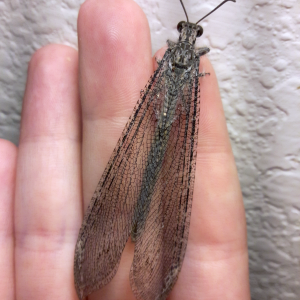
0, 0, 300, 299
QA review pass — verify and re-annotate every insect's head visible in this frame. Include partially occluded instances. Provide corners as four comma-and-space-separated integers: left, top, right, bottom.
177, 21, 203, 44
178, 0, 236, 43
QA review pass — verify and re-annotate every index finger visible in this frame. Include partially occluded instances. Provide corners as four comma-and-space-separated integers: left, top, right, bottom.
171, 56, 250, 299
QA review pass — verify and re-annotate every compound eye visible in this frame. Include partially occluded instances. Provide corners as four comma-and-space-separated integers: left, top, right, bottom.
177, 21, 185, 33
196, 26, 203, 37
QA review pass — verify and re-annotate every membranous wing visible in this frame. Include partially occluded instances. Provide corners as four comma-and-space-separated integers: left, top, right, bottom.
74, 49, 173, 299
129, 51, 201, 300
74, 42, 203, 300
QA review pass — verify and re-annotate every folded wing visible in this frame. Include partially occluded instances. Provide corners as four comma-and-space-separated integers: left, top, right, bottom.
130, 56, 201, 300
74, 50, 172, 299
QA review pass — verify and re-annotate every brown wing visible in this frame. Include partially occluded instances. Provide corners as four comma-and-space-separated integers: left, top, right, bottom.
129, 57, 201, 300
74, 50, 172, 299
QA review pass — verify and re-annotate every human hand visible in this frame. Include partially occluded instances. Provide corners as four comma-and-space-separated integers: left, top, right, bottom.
0, 0, 250, 299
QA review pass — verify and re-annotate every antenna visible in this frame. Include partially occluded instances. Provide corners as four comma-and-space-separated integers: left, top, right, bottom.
196, 0, 236, 24
180, 0, 189, 23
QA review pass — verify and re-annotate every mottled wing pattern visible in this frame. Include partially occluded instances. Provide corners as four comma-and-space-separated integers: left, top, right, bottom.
74, 50, 172, 299
130, 56, 201, 300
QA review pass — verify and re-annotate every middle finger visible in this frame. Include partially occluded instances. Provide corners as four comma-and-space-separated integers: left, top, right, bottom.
78, 0, 152, 298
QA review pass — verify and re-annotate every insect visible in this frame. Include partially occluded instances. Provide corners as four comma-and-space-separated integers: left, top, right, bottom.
74, 0, 236, 299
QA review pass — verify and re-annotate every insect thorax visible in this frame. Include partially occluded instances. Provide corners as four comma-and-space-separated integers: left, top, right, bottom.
171, 42, 196, 70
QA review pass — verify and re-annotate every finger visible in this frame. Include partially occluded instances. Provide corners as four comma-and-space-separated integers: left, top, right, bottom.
196, 56, 246, 247
0, 140, 17, 300
78, 0, 152, 206
78, 0, 152, 299
15, 45, 81, 300
171, 57, 250, 299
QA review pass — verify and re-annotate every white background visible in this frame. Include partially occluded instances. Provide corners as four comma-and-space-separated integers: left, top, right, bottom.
0, 0, 300, 299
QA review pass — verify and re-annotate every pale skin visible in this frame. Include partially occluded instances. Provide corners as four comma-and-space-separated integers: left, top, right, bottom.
0, 0, 251, 299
